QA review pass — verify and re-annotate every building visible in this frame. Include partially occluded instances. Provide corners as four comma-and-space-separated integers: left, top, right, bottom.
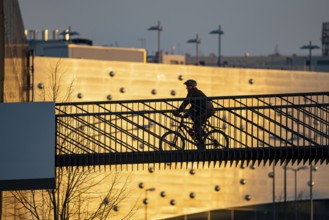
27, 32, 147, 63
186, 54, 329, 72
27, 29, 186, 65
28, 33, 329, 72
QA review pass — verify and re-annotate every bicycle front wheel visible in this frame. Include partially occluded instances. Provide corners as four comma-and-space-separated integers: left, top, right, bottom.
203, 129, 229, 149
160, 131, 185, 151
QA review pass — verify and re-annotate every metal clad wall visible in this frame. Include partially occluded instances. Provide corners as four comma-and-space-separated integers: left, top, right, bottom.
33, 57, 329, 103
0, 0, 4, 102
1, 0, 28, 103
31, 56, 329, 219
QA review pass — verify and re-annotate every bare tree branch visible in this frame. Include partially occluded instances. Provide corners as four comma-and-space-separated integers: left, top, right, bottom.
5, 59, 138, 220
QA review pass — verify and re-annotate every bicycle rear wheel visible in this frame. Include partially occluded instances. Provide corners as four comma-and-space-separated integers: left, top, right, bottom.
203, 129, 229, 149
160, 131, 185, 151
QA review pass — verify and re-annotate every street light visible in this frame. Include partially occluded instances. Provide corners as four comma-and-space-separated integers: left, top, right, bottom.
285, 165, 308, 220
148, 21, 163, 62
144, 187, 156, 220
138, 38, 146, 49
187, 34, 201, 65
309, 164, 318, 220
209, 25, 224, 66
300, 41, 320, 71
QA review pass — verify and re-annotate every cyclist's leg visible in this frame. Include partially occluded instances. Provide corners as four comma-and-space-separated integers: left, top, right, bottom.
204, 109, 215, 129
193, 113, 208, 148
206, 108, 215, 119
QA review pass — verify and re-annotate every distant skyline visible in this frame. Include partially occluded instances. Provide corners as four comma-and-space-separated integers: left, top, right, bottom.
19, 0, 328, 57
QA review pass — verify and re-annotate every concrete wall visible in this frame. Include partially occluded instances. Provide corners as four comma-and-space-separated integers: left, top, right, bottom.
68, 45, 146, 62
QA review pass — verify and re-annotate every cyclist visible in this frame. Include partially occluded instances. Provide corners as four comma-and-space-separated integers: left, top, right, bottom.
174, 79, 215, 149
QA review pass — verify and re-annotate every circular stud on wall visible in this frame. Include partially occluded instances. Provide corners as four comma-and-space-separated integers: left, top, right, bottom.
249, 78, 254, 84
77, 93, 83, 99
240, 179, 247, 185
151, 89, 157, 95
307, 181, 315, 187
102, 197, 109, 205
37, 83, 44, 89
109, 71, 115, 77
170, 199, 176, 206
214, 185, 221, 192
120, 87, 125, 93
107, 95, 112, 100
148, 167, 154, 173
171, 90, 176, 96
170, 121, 177, 127
189, 192, 196, 199
160, 191, 166, 197
138, 182, 144, 189
178, 75, 184, 81
245, 194, 252, 201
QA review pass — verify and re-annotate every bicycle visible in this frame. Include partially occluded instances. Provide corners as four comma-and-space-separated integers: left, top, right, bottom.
159, 113, 229, 151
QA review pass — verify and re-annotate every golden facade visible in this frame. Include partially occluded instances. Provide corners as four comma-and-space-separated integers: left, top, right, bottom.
31, 57, 329, 219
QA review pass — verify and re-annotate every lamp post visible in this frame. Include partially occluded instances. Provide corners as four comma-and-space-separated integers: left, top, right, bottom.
144, 187, 155, 220
309, 165, 318, 220
268, 165, 276, 220
283, 163, 288, 220
209, 25, 224, 66
300, 41, 320, 71
138, 38, 146, 49
285, 165, 308, 220
148, 21, 163, 62
187, 34, 201, 65
0, 191, 2, 220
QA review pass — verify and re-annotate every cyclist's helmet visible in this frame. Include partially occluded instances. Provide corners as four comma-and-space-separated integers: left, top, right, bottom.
184, 79, 197, 87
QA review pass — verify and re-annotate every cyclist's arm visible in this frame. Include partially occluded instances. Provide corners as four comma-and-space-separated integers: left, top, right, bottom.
177, 90, 193, 112
178, 99, 189, 112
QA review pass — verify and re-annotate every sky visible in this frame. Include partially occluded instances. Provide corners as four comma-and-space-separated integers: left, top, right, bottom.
18, 0, 329, 57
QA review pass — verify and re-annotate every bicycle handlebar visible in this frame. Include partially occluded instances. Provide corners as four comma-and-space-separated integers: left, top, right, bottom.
173, 111, 190, 118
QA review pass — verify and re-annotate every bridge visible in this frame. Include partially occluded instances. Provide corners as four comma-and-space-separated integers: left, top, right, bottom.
55, 92, 329, 168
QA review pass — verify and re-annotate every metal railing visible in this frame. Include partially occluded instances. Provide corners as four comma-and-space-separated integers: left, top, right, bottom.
55, 92, 329, 167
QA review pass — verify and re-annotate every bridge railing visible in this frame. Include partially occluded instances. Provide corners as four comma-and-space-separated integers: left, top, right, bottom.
55, 92, 329, 160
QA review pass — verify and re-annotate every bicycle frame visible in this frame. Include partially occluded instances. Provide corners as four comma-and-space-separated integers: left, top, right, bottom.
159, 114, 229, 151
173, 114, 221, 145
173, 115, 198, 145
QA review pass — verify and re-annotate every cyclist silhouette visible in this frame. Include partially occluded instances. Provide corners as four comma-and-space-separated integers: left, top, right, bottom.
174, 79, 215, 149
